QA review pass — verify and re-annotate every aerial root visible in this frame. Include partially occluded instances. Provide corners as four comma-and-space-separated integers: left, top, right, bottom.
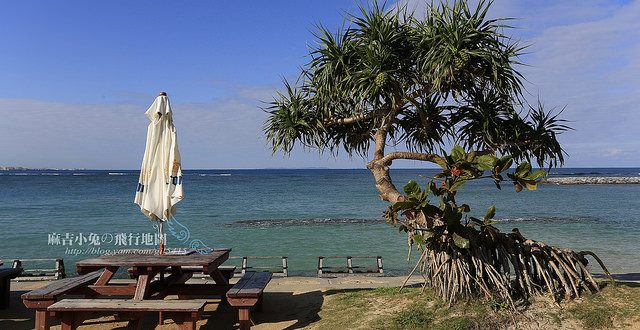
401, 229, 612, 305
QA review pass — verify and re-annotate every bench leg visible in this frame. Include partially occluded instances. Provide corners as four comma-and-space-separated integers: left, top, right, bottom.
34, 309, 52, 330
0, 278, 10, 309
126, 318, 142, 330
238, 307, 254, 330
59, 311, 93, 330
255, 294, 264, 312
168, 311, 201, 330
114, 311, 144, 330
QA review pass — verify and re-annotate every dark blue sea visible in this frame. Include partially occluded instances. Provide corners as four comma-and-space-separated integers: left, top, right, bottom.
1, 168, 639, 276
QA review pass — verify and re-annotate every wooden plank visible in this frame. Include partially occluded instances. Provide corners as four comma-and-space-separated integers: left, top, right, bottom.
21, 269, 102, 300
75, 249, 231, 268
48, 299, 206, 312
227, 272, 272, 298
95, 266, 118, 286
86, 284, 137, 296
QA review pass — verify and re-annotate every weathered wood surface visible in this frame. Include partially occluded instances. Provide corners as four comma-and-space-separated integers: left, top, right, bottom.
227, 272, 272, 299
21, 269, 102, 301
48, 299, 206, 330
48, 298, 206, 312
21, 270, 103, 330
75, 248, 231, 274
542, 177, 640, 185
227, 272, 273, 330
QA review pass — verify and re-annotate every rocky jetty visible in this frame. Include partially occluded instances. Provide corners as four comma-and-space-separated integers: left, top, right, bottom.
542, 176, 640, 185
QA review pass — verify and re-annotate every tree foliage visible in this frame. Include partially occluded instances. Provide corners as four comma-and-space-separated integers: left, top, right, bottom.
261, 0, 610, 306
264, 0, 570, 178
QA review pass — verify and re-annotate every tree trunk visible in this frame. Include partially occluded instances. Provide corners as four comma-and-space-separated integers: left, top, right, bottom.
367, 114, 404, 203
367, 160, 404, 203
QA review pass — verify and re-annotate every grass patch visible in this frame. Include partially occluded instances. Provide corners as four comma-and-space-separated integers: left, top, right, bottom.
309, 281, 640, 330
391, 305, 432, 329
314, 286, 505, 330
564, 282, 640, 329
566, 292, 615, 329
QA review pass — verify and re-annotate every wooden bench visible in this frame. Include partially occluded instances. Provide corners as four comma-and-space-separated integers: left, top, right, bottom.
0, 267, 23, 309
48, 298, 206, 330
22, 269, 103, 330
226, 271, 272, 330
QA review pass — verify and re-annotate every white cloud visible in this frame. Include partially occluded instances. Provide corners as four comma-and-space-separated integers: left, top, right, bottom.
395, 0, 640, 167
3, 1, 638, 169
0, 98, 144, 169
521, 1, 640, 167
0, 92, 365, 169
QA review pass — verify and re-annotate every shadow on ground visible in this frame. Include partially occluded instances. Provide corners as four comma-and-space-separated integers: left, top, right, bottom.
0, 289, 325, 329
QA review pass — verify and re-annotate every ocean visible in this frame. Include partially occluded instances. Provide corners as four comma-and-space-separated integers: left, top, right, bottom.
1, 168, 639, 277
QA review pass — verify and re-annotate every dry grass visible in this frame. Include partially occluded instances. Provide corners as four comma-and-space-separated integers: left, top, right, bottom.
304, 281, 640, 330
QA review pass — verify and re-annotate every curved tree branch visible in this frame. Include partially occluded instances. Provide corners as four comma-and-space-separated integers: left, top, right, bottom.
324, 112, 375, 126
381, 151, 442, 164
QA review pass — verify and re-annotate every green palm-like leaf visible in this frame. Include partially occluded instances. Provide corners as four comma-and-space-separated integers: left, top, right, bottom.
263, 0, 569, 172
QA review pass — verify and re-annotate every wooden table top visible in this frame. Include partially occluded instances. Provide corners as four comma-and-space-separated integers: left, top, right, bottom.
75, 248, 231, 271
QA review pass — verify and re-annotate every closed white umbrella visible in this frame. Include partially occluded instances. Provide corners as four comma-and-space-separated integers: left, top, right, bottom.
134, 92, 183, 255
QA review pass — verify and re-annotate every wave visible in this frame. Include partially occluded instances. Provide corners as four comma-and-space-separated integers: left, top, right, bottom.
199, 173, 232, 177
232, 218, 386, 226
234, 216, 596, 226
108, 172, 128, 175
495, 216, 594, 222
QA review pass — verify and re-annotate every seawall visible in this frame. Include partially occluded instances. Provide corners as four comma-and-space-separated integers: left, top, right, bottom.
542, 177, 640, 185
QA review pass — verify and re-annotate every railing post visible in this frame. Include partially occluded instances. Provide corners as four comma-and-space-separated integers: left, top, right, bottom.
282, 257, 288, 277
377, 256, 384, 275
347, 256, 354, 275
317, 257, 324, 276
55, 259, 66, 279
241, 257, 248, 274
12, 260, 21, 269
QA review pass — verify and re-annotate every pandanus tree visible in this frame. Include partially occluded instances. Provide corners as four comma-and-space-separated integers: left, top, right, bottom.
263, 0, 611, 305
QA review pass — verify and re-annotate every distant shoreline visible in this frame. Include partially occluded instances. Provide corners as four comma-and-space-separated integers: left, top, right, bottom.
542, 177, 640, 184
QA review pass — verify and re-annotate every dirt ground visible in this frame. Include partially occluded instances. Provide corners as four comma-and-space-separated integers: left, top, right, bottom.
0, 275, 422, 329
2, 275, 639, 329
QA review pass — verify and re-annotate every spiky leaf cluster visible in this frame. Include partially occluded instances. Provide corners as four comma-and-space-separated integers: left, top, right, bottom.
264, 0, 569, 169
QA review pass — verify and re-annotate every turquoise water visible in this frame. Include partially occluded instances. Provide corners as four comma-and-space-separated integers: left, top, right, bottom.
1, 168, 639, 276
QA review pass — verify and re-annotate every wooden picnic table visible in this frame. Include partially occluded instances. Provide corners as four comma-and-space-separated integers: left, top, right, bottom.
75, 248, 232, 300
24, 249, 234, 329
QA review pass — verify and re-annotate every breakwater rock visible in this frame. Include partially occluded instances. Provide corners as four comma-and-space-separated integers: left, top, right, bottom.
542, 177, 640, 185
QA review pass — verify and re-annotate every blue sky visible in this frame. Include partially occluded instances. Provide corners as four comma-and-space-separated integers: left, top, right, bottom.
1, 0, 638, 169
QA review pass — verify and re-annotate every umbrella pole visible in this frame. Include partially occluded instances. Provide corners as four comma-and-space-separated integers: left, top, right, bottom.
158, 219, 165, 325
158, 221, 165, 255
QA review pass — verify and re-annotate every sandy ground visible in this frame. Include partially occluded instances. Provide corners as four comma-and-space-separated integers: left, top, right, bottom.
0, 275, 424, 329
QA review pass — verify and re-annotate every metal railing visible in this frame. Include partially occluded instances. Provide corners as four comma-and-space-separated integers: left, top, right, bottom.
317, 256, 383, 277
229, 256, 288, 276
0, 259, 65, 280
